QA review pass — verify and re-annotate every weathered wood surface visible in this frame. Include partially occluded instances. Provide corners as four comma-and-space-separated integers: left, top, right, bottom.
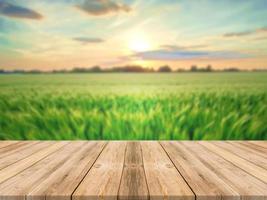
0, 141, 266, 200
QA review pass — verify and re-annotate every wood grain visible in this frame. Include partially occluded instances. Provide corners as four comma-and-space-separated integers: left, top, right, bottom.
73, 142, 127, 200
241, 141, 267, 154
190, 141, 267, 199
0, 141, 266, 200
0, 142, 53, 171
141, 142, 194, 200
119, 142, 149, 200
199, 141, 267, 184
0, 141, 75, 200
0, 141, 33, 155
27, 141, 106, 200
214, 141, 267, 169
161, 141, 239, 200
229, 141, 267, 157
0, 141, 68, 184
0, 141, 19, 150
249, 141, 267, 149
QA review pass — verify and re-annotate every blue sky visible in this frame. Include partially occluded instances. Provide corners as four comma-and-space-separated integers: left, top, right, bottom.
0, 0, 267, 70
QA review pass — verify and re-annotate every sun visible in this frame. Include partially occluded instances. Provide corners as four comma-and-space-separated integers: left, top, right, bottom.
128, 33, 151, 52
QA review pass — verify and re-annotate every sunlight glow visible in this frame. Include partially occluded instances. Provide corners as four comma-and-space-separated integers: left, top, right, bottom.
128, 33, 151, 52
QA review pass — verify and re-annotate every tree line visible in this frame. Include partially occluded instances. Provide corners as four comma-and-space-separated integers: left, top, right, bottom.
0, 65, 266, 74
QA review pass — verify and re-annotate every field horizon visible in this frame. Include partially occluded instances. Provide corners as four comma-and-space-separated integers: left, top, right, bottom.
0, 72, 266, 140
1, 1, 267, 141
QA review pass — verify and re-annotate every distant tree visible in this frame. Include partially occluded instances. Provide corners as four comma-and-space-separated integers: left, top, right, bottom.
190, 65, 198, 72
71, 67, 86, 73
13, 69, 25, 73
223, 67, 240, 72
147, 67, 155, 72
176, 68, 185, 72
252, 68, 267, 72
28, 69, 42, 74
107, 65, 152, 73
52, 69, 68, 73
158, 65, 172, 72
0, 69, 5, 74
205, 65, 212, 72
123, 65, 147, 72
89, 66, 102, 72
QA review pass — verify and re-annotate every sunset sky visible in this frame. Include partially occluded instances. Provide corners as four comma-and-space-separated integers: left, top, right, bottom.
0, 0, 267, 70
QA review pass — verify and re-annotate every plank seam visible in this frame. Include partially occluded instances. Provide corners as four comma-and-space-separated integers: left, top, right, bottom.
180, 142, 236, 200
247, 142, 267, 149
228, 142, 267, 156
140, 142, 150, 200
0, 142, 70, 185
226, 142, 267, 163
242, 142, 267, 152
0, 141, 19, 150
0, 142, 33, 157
117, 141, 128, 200
198, 142, 267, 185
27, 142, 93, 200
70, 141, 109, 200
202, 142, 267, 172
0, 142, 35, 159
0, 141, 48, 171
159, 141, 196, 200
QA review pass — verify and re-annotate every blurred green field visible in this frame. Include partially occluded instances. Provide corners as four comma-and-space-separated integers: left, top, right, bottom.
0, 73, 266, 140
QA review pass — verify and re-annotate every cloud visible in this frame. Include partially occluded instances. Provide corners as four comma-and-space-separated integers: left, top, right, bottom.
223, 31, 253, 37
161, 44, 208, 51
73, 37, 104, 44
76, 0, 131, 16
0, 1, 43, 20
223, 26, 267, 38
133, 49, 249, 61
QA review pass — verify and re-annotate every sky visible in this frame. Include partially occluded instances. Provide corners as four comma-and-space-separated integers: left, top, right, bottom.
0, 0, 267, 70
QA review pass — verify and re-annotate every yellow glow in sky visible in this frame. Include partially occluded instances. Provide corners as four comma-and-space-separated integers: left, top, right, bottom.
1, 1, 267, 70
128, 32, 151, 52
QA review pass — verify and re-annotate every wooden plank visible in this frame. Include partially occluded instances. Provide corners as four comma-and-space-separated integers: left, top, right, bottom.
214, 142, 267, 170
228, 142, 267, 158
141, 142, 194, 200
27, 141, 107, 200
0, 141, 19, 149
0, 141, 81, 200
119, 142, 149, 200
0, 141, 33, 155
0, 142, 54, 170
184, 142, 267, 199
161, 141, 239, 200
199, 141, 267, 184
242, 142, 267, 154
0, 141, 68, 184
249, 141, 267, 149
73, 142, 127, 200
0, 141, 266, 200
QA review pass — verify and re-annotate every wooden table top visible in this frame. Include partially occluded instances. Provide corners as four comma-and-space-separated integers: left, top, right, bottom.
0, 141, 266, 200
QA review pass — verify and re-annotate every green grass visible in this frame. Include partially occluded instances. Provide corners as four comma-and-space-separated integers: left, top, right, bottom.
0, 73, 266, 140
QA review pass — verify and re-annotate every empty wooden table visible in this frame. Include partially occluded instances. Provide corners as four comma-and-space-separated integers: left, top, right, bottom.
0, 141, 266, 200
